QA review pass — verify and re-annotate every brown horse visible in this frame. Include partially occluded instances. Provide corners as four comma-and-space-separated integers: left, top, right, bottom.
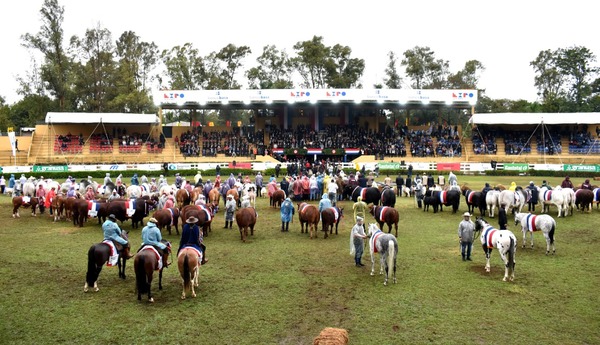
176, 188, 191, 210
575, 189, 594, 212
298, 202, 320, 239
370, 205, 399, 237
272, 190, 285, 208
321, 206, 344, 239
134, 240, 171, 303
84, 232, 131, 292
208, 188, 221, 212
178, 247, 202, 299
72, 199, 90, 227
235, 207, 257, 242
153, 208, 180, 235
51, 194, 65, 222
63, 195, 81, 221
11, 196, 39, 218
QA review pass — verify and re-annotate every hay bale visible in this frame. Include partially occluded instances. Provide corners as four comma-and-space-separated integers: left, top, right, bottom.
313, 327, 349, 345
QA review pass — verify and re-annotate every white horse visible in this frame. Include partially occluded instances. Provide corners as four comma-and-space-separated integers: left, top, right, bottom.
561, 188, 575, 216
498, 188, 526, 214
23, 179, 36, 197
514, 212, 556, 255
127, 185, 142, 199
475, 218, 517, 281
539, 186, 567, 217
367, 223, 398, 286
485, 190, 500, 217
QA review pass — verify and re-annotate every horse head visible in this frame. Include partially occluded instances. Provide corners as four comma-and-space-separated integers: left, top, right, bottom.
474, 217, 487, 231
514, 212, 524, 225
367, 223, 379, 236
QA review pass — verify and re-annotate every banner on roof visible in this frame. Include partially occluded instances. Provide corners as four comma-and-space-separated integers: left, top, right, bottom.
563, 164, 600, 172
504, 163, 530, 172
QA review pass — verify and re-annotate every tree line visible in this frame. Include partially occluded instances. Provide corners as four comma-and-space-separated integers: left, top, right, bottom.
1, 0, 599, 131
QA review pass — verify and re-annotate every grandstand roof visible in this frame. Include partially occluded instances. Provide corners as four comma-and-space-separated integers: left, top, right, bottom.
470, 113, 600, 125
45, 112, 158, 124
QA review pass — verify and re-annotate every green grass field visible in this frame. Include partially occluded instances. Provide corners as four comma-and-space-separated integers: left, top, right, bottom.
0, 175, 599, 344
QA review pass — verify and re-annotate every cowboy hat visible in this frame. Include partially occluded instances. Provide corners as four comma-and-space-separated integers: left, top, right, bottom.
463, 212, 471, 217
149, 217, 158, 223
186, 216, 198, 224
108, 214, 117, 222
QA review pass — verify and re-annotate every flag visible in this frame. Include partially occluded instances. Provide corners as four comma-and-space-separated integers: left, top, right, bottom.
7, 131, 16, 156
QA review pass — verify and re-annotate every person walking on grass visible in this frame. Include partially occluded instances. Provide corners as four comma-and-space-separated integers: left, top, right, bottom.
458, 212, 475, 261
350, 216, 368, 267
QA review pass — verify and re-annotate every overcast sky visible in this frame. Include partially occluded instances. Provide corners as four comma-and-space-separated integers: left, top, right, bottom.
1, 0, 599, 105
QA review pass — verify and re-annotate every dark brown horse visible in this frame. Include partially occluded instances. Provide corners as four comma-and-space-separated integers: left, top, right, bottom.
178, 247, 202, 299
235, 207, 257, 242
11, 196, 39, 218
298, 202, 320, 239
272, 190, 285, 208
181, 204, 214, 237
321, 206, 344, 239
71, 199, 90, 227
84, 232, 131, 292
370, 205, 399, 237
153, 208, 180, 235
575, 189, 594, 212
134, 240, 171, 303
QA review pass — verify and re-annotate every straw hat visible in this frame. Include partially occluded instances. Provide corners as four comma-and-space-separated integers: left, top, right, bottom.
463, 212, 471, 217
186, 216, 198, 224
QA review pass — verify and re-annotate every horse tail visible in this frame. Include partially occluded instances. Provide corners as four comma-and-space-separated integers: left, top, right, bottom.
135, 255, 149, 294
507, 236, 516, 269
387, 239, 395, 277
549, 220, 556, 244
86, 246, 99, 286
182, 254, 191, 290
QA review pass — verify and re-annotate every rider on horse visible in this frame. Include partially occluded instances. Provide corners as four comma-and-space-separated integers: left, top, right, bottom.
139, 217, 169, 258
179, 216, 208, 265
103, 214, 133, 259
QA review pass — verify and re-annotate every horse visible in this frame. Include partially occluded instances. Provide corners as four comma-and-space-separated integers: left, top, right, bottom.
539, 186, 567, 217
369, 205, 399, 237
208, 188, 221, 212
176, 188, 192, 210
320, 206, 343, 239
474, 217, 517, 281
12, 196, 40, 218
461, 185, 486, 216
177, 247, 202, 299
84, 232, 131, 292
272, 190, 286, 208
134, 240, 171, 303
485, 190, 500, 218
235, 207, 257, 242
514, 212, 556, 255
153, 208, 180, 235
367, 223, 398, 286
593, 188, 600, 209
227, 189, 240, 208
379, 186, 396, 207
298, 202, 320, 239
498, 188, 528, 215
562, 188, 576, 216
350, 186, 381, 205
431, 190, 461, 213
574, 189, 594, 213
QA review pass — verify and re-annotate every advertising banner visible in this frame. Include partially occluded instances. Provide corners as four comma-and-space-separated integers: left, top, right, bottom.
379, 162, 402, 170
563, 164, 600, 172
437, 163, 461, 171
504, 163, 529, 171
32, 165, 68, 173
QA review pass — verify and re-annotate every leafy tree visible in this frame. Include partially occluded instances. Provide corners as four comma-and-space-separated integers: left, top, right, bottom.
530, 49, 564, 102
215, 44, 252, 89
112, 31, 158, 112
401, 46, 449, 89
0, 96, 14, 132
21, 0, 73, 110
160, 43, 206, 90
383, 51, 402, 89
557, 46, 598, 109
8, 94, 55, 129
292, 36, 330, 88
246, 45, 293, 89
447, 60, 485, 89
324, 44, 364, 88
70, 24, 117, 112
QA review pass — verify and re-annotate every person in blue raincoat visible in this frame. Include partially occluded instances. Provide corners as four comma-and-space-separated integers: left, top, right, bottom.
319, 193, 332, 213
103, 214, 132, 258
130, 173, 139, 186
280, 197, 295, 232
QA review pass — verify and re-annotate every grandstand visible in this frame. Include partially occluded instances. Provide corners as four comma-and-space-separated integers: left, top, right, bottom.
3, 90, 600, 167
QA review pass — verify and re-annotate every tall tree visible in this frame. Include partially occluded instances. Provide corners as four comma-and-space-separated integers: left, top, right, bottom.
112, 31, 158, 112
383, 51, 403, 89
557, 46, 598, 108
160, 43, 206, 90
324, 44, 364, 88
292, 36, 330, 88
246, 45, 293, 89
21, 0, 72, 110
447, 60, 485, 89
215, 44, 252, 89
401, 46, 449, 89
70, 24, 117, 112
530, 49, 565, 103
